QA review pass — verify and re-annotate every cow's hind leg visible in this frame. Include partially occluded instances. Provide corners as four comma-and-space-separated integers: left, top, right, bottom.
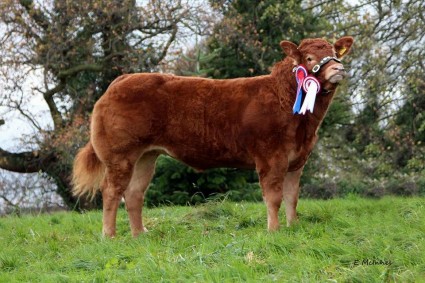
124, 151, 158, 237
283, 167, 303, 226
102, 158, 135, 238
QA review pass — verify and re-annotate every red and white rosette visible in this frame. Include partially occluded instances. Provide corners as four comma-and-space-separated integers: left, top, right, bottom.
299, 75, 321, 114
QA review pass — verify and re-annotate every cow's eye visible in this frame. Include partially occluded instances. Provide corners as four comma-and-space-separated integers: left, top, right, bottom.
307, 57, 313, 62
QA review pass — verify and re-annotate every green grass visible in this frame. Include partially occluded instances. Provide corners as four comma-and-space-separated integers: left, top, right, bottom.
0, 196, 424, 282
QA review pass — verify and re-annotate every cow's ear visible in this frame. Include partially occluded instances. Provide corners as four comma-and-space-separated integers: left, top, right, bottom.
334, 36, 354, 58
280, 41, 301, 64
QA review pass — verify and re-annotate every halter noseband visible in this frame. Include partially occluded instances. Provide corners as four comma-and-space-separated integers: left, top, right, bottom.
311, 56, 341, 74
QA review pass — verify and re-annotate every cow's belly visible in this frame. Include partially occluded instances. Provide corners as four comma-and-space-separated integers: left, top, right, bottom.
150, 143, 255, 171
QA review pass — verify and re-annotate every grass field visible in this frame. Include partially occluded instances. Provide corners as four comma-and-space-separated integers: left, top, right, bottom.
0, 196, 424, 282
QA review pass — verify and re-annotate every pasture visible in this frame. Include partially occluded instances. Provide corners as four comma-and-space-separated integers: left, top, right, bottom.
0, 196, 423, 282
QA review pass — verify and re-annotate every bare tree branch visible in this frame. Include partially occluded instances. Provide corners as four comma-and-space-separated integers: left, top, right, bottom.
0, 147, 54, 173
42, 83, 65, 129
155, 24, 179, 65
57, 64, 104, 79
9, 100, 43, 131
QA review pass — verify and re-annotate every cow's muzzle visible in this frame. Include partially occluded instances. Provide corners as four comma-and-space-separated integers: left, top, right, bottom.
328, 64, 347, 83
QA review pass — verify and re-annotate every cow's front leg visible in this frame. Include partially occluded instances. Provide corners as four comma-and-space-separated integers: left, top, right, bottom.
283, 166, 304, 226
256, 156, 288, 231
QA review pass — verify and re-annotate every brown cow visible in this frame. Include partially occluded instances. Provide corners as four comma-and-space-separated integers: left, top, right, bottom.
72, 37, 354, 237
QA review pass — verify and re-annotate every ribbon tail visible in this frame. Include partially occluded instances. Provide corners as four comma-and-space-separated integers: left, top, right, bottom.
292, 88, 303, 114
300, 83, 318, 114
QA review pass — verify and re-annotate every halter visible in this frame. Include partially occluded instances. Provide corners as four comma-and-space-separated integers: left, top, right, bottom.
312, 56, 341, 74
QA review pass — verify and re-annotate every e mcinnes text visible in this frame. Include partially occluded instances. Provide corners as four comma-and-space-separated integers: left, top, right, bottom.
354, 259, 392, 266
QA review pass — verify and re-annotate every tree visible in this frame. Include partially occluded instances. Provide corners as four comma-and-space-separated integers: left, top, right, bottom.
0, 0, 210, 209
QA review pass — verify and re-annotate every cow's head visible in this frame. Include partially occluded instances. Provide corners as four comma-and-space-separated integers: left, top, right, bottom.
280, 37, 354, 91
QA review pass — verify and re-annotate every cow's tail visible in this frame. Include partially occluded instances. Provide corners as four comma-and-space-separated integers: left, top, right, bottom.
72, 141, 105, 200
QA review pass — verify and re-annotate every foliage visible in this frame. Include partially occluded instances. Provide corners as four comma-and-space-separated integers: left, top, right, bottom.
0, 197, 424, 281
299, 173, 425, 200
176, 43, 219, 77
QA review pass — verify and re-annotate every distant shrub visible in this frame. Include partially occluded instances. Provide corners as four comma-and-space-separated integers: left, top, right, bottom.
338, 175, 422, 198
336, 178, 368, 197
416, 175, 425, 196
387, 180, 418, 196
302, 175, 423, 200
362, 185, 386, 198
300, 181, 337, 199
